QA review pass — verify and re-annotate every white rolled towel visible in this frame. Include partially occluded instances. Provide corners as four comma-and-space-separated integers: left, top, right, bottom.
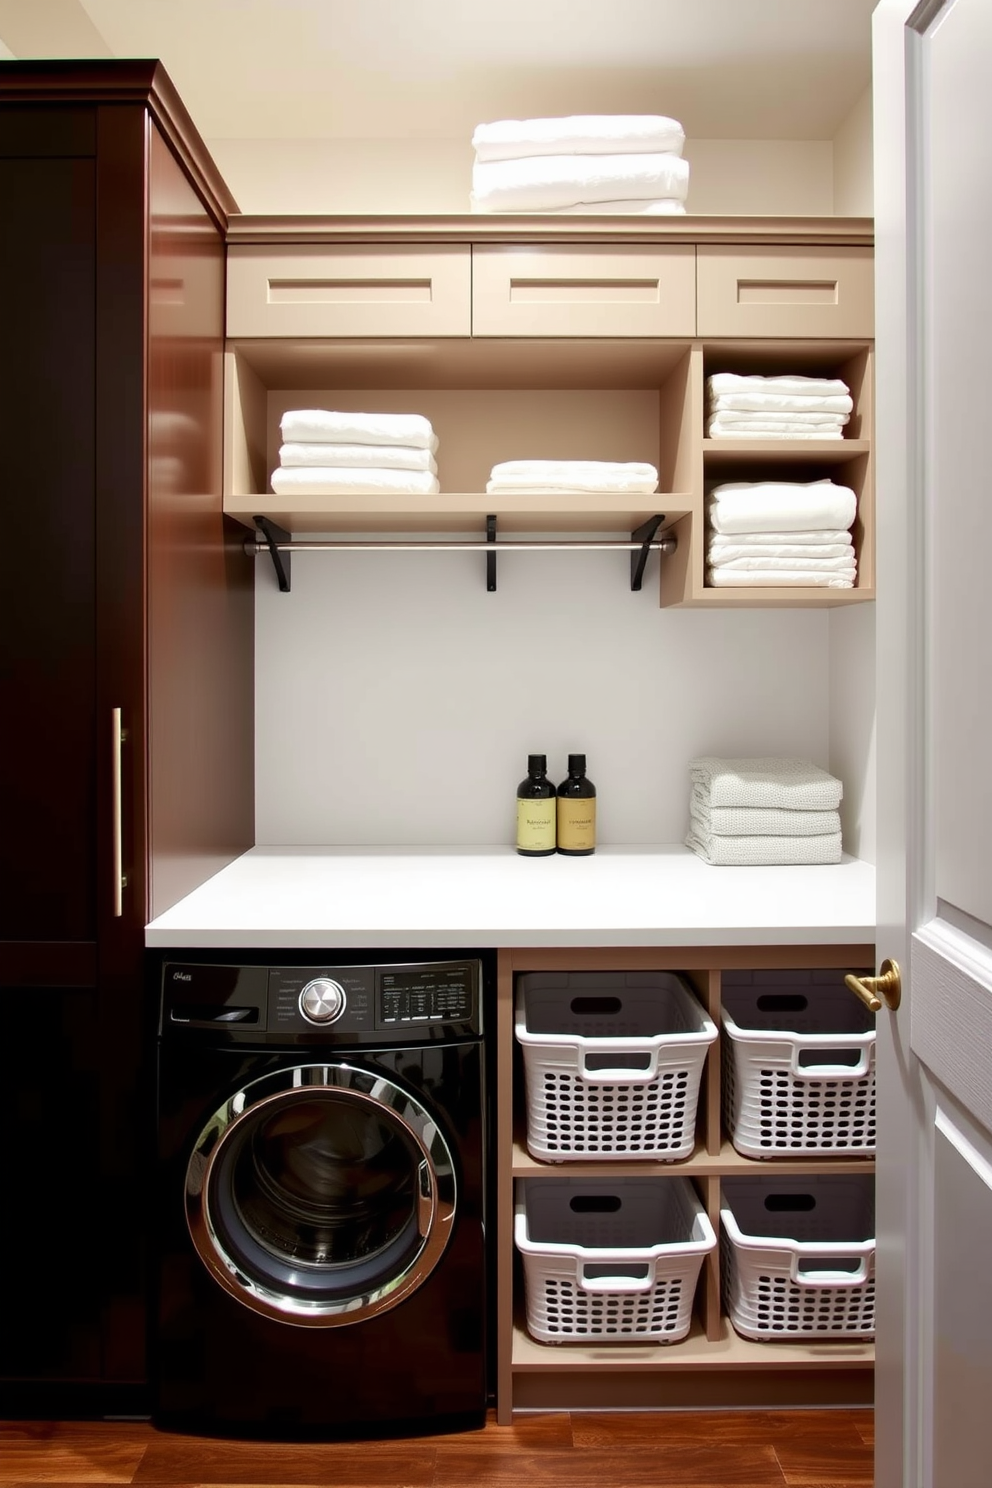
487, 459, 658, 494
279, 442, 437, 473
706, 568, 856, 588
271, 466, 440, 497
685, 826, 843, 867
707, 480, 857, 535
280, 409, 437, 450
472, 115, 685, 162
690, 791, 841, 838
689, 756, 844, 811
707, 373, 851, 399
470, 152, 689, 213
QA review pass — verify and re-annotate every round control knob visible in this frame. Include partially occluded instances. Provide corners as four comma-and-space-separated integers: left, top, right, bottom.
299, 977, 347, 1025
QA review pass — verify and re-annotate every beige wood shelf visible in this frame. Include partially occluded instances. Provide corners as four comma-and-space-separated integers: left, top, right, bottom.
511, 1317, 874, 1372
510, 1137, 876, 1178
703, 438, 870, 464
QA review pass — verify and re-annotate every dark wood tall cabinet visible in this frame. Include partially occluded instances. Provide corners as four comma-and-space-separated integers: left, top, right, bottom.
0, 62, 254, 1413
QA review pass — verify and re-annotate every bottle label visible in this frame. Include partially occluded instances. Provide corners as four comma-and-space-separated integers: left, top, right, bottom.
557, 798, 596, 852
517, 798, 556, 852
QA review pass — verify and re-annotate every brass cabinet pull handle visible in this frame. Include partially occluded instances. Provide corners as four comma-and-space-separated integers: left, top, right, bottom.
845, 958, 902, 1013
111, 708, 129, 917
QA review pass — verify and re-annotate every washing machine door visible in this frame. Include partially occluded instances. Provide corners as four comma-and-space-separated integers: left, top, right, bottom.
185, 1062, 457, 1327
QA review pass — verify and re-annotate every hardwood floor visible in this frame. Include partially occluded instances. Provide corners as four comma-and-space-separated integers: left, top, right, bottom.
0, 1409, 873, 1488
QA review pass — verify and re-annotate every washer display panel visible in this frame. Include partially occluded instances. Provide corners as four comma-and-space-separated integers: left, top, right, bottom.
185, 1063, 456, 1326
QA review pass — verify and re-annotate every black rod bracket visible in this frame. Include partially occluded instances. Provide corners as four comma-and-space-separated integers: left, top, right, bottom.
254, 515, 292, 593
630, 514, 665, 591
486, 513, 497, 592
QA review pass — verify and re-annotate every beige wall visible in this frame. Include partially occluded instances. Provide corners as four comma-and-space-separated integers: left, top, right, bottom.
833, 86, 874, 215
210, 135, 837, 216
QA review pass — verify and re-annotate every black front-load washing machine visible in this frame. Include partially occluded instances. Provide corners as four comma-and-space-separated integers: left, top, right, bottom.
150, 949, 493, 1438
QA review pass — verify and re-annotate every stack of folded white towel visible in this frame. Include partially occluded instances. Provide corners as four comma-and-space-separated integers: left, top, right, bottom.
706, 479, 858, 588
486, 460, 659, 495
470, 115, 689, 214
686, 757, 844, 866
706, 374, 853, 440
271, 410, 440, 497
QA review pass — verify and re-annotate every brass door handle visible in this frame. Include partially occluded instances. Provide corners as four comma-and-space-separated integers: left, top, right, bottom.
845, 958, 902, 1013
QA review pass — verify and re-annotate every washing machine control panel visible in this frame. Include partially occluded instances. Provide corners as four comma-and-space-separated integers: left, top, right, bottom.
299, 977, 347, 1024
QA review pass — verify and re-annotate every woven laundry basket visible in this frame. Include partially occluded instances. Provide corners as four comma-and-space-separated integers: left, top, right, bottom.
721, 972, 876, 1158
516, 1176, 715, 1344
515, 971, 717, 1161
721, 1174, 875, 1340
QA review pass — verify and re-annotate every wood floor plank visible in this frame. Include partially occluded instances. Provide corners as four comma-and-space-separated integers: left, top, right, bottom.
130, 1437, 436, 1487
411, 1412, 572, 1449
773, 1438, 874, 1488
0, 1422, 150, 1485
432, 1444, 787, 1488
568, 1409, 871, 1449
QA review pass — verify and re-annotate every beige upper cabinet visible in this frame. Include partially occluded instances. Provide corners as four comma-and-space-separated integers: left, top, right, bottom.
472, 244, 696, 337
696, 245, 874, 338
226, 243, 472, 338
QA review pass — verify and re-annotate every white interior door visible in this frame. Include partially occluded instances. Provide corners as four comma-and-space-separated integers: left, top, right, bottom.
874, 3, 992, 1485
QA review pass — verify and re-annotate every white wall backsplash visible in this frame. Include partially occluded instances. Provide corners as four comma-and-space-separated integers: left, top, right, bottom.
829, 602, 877, 863
254, 550, 834, 847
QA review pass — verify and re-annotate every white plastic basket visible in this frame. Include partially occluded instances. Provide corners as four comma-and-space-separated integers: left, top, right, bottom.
721, 1174, 875, 1340
721, 972, 876, 1158
515, 971, 717, 1162
516, 1176, 715, 1344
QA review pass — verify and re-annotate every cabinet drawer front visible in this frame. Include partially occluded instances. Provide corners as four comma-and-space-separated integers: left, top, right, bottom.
226, 244, 471, 337
472, 245, 696, 336
697, 246, 874, 338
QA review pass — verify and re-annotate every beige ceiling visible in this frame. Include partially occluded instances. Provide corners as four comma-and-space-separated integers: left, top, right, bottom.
0, 0, 876, 141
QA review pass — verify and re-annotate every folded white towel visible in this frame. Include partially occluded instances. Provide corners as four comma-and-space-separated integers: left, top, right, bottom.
470, 152, 689, 213
685, 826, 843, 866
708, 552, 857, 573
707, 424, 845, 440
472, 115, 686, 162
689, 756, 844, 811
271, 466, 440, 497
706, 568, 856, 588
707, 480, 857, 535
707, 373, 851, 399
707, 528, 854, 548
541, 198, 687, 215
707, 539, 853, 562
279, 442, 438, 473
708, 391, 854, 414
690, 790, 841, 838
486, 459, 659, 495
706, 408, 849, 427
280, 409, 437, 450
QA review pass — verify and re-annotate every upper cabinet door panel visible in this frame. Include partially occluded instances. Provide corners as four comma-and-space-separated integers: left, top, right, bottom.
696, 245, 874, 338
226, 244, 472, 338
471, 244, 696, 336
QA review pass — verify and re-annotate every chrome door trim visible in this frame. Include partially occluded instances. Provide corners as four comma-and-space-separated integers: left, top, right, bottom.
185, 1062, 457, 1327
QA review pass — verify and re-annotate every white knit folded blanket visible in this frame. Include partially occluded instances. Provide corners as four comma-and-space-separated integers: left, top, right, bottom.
689, 756, 844, 811
487, 459, 658, 494
685, 826, 843, 866
708, 391, 853, 414
470, 153, 689, 212
270, 466, 440, 497
690, 792, 841, 838
279, 442, 437, 473
472, 115, 686, 162
540, 198, 686, 214
280, 409, 437, 450
707, 373, 851, 399
707, 538, 853, 562
707, 480, 857, 535
706, 568, 856, 588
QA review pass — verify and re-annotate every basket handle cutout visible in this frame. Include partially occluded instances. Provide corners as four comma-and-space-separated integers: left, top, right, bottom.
756, 994, 808, 1013
764, 1193, 816, 1212
790, 1254, 869, 1286
570, 996, 623, 1015
580, 1262, 654, 1292
797, 1048, 864, 1069
569, 1195, 622, 1213
791, 1044, 872, 1078
584, 1052, 652, 1072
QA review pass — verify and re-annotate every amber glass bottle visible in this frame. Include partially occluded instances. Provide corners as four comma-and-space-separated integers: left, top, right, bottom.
516, 754, 557, 857
556, 754, 596, 855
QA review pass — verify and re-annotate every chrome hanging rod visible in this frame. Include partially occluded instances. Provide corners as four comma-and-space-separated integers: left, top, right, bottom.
244, 536, 677, 554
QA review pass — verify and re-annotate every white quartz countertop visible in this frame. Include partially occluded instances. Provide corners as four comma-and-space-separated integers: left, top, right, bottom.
144, 845, 876, 949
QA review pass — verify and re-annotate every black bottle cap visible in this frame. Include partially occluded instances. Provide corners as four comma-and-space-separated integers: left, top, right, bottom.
568, 753, 586, 773
528, 754, 547, 773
